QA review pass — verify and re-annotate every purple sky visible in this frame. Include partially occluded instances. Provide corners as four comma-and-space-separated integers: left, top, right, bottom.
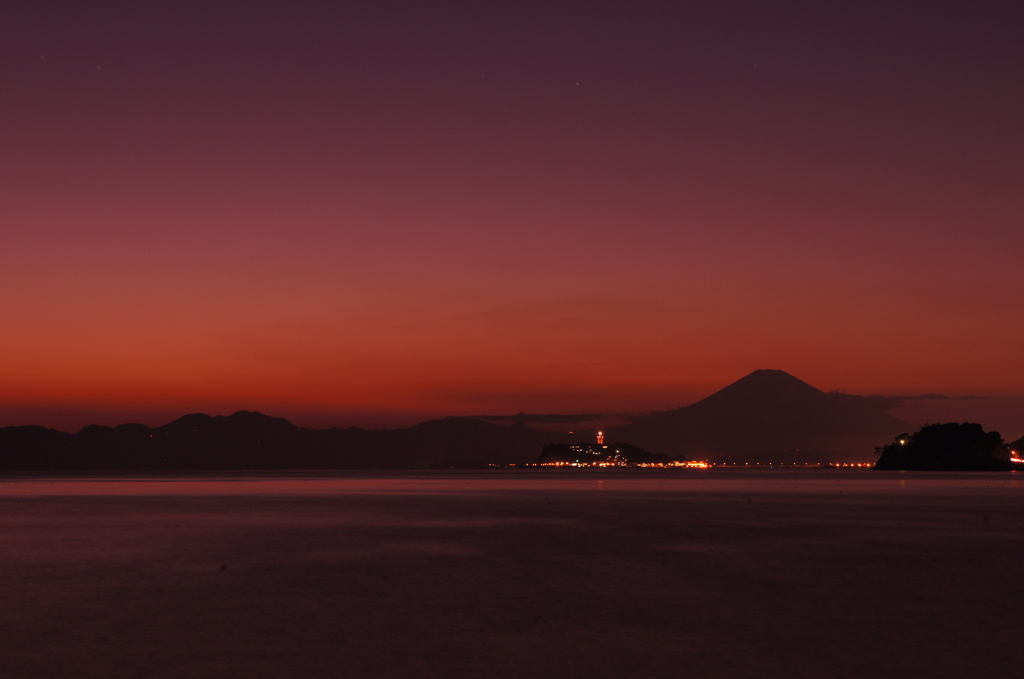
2, 1, 1023, 436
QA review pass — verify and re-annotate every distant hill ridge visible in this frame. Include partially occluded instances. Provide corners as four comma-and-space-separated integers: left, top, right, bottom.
0, 411, 557, 471
1, 370, 1002, 469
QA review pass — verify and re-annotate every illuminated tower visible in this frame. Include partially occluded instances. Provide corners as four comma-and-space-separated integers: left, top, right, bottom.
596, 430, 605, 445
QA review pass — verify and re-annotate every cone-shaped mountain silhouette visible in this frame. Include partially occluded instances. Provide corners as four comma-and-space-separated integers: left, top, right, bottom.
615, 369, 909, 463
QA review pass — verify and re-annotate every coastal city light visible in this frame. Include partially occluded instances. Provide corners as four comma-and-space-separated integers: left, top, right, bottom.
535, 460, 711, 468
531, 460, 872, 469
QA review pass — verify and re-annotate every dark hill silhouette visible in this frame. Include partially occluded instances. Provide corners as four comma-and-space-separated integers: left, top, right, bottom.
0, 370, 915, 470
381, 418, 556, 468
0, 425, 74, 469
0, 411, 560, 471
874, 423, 1011, 470
613, 369, 910, 463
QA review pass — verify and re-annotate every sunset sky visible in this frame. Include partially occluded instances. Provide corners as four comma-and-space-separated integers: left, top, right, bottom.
3, 1, 1023, 435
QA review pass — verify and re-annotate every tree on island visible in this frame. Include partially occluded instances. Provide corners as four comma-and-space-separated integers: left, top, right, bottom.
874, 422, 1011, 471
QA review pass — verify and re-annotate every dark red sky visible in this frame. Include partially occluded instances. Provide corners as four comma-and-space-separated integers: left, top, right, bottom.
3, 1, 1023, 435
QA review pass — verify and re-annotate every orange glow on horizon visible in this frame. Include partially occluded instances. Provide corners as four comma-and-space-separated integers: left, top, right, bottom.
3, 4, 1022, 434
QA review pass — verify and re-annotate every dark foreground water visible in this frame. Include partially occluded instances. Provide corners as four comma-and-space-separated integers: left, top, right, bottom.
2, 470, 1022, 678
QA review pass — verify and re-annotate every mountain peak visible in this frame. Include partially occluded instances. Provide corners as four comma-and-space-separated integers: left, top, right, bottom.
616, 369, 909, 462
692, 369, 823, 409
741, 368, 811, 381
733, 369, 821, 390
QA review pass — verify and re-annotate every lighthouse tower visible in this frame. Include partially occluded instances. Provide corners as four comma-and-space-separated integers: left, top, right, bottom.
596, 430, 605, 445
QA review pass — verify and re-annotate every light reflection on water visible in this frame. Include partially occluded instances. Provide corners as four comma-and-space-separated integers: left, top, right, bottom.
2, 468, 1022, 496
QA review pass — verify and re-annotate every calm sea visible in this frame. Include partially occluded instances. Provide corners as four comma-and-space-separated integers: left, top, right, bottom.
3, 469, 1022, 678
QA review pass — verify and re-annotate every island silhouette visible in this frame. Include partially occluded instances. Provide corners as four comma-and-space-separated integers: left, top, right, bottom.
874, 422, 1016, 471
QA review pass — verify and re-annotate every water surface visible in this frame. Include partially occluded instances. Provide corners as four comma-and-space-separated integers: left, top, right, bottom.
3, 470, 1021, 678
